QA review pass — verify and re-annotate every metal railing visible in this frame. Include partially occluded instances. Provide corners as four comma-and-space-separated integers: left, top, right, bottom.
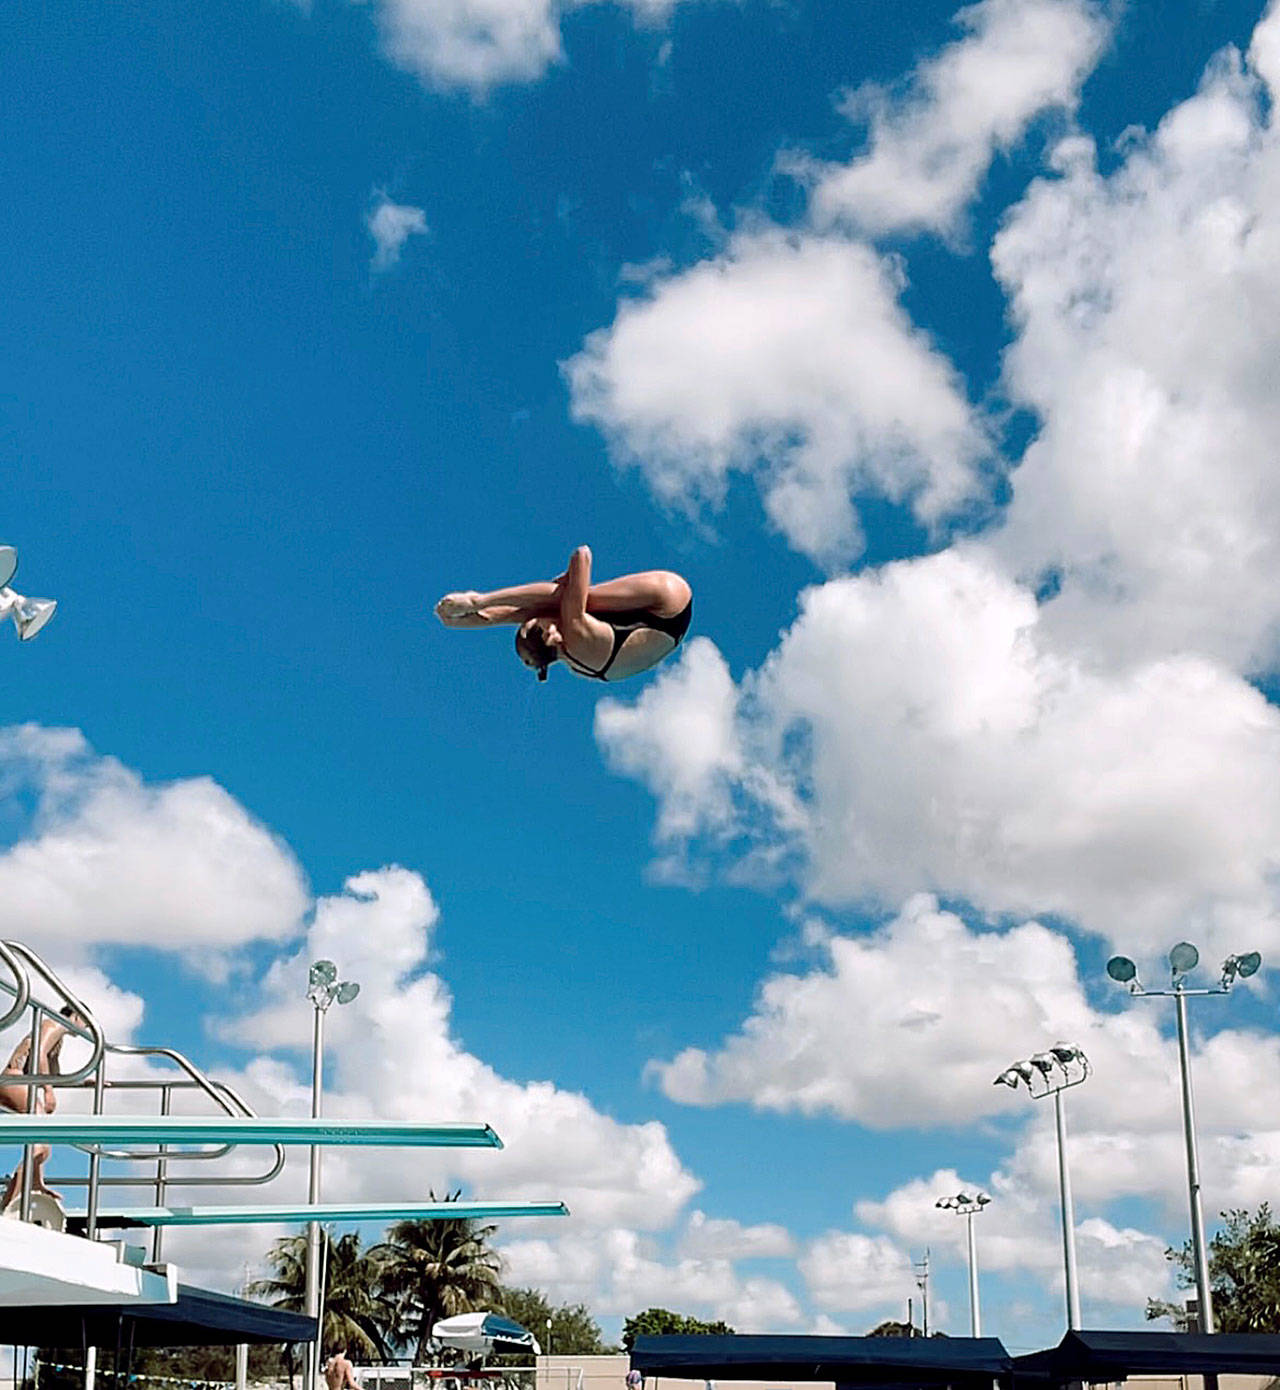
0, 940, 285, 1256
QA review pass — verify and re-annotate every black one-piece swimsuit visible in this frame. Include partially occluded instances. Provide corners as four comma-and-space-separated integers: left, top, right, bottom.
561, 600, 693, 681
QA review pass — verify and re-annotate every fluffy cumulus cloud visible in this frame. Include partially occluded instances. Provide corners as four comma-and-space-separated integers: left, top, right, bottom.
647, 892, 1280, 1297
368, 195, 427, 271
989, 6, 1280, 673
220, 867, 701, 1231
375, 0, 682, 93
0, 724, 307, 953
806, 0, 1109, 237
567, 232, 987, 565
858, 1169, 1174, 1314
500, 1225, 804, 1330
679, 1209, 797, 1260
0, 728, 719, 1305
568, 0, 1116, 557
797, 1231, 916, 1314
601, 550, 1280, 951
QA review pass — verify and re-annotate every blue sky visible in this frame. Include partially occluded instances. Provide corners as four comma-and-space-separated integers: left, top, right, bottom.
4, 0, 1280, 1353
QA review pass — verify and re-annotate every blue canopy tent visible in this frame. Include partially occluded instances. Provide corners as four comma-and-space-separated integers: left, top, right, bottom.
631, 1335, 1012, 1386
1012, 1331, 1280, 1386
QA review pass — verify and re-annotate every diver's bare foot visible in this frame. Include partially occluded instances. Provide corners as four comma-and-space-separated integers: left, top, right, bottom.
436, 592, 481, 621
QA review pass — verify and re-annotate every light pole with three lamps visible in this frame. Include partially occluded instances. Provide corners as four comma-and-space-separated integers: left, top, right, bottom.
994, 1043, 1090, 1331
1105, 942, 1262, 1335
305, 960, 360, 1388
935, 1191, 991, 1336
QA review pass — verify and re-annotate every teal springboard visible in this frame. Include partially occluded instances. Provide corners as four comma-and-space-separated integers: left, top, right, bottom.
0, 1116, 502, 1147
76, 1199, 569, 1227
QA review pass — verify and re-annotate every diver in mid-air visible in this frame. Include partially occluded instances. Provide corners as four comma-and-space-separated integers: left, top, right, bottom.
436, 545, 692, 683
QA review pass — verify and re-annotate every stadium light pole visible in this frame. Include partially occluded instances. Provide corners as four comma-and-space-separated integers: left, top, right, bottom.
994, 1044, 1090, 1330
1105, 943, 1262, 1334
305, 961, 360, 1388
935, 1192, 991, 1336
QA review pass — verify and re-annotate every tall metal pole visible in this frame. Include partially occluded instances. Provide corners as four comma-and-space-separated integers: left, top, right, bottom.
965, 1211, 981, 1338
1174, 987, 1214, 1334
1053, 1088, 1082, 1331
305, 1002, 325, 1389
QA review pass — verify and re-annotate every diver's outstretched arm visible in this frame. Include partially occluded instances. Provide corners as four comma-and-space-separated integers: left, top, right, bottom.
435, 603, 532, 628
436, 546, 689, 626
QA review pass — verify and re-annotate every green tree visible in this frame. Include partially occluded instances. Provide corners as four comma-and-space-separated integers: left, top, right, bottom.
621, 1309, 734, 1352
866, 1320, 919, 1338
501, 1287, 611, 1355
250, 1230, 395, 1360
372, 1191, 504, 1363
1147, 1205, 1280, 1332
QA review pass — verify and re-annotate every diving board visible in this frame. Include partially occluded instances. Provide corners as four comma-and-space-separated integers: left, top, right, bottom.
76, 1198, 569, 1228
0, 1116, 502, 1147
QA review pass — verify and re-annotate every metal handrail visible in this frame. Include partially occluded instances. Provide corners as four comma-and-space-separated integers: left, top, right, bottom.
0, 941, 287, 1242
0, 940, 105, 1085
0, 942, 30, 1032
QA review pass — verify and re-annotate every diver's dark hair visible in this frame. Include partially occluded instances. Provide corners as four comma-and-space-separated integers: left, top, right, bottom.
59, 1003, 83, 1021
515, 624, 556, 682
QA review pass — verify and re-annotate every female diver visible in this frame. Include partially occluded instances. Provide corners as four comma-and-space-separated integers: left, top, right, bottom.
436, 545, 692, 683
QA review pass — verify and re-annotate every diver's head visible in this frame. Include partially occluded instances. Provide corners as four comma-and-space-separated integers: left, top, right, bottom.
516, 618, 560, 682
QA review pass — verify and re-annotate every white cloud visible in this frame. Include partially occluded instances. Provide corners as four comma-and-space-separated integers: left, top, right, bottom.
990, 3, 1280, 672
368, 196, 427, 271
0, 725, 307, 953
222, 867, 701, 1231
797, 1231, 916, 1314
501, 1226, 804, 1330
601, 550, 1280, 950
806, 0, 1109, 238
651, 892, 1280, 1139
595, 638, 750, 857
567, 231, 987, 565
678, 1209, 797, 1260
857, 1168, 1174, 1317
375, 0, 683, 93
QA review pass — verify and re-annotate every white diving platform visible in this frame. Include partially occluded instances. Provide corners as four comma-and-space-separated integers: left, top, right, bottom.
0, 1217, 175, 1307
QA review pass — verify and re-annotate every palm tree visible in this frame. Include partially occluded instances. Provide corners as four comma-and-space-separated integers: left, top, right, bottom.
250, 1231, 396, 1363
371, 1191, 503, 1363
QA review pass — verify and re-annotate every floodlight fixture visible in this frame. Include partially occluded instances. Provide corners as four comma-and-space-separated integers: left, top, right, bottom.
1030, 1053, 1056, 1076
309, 960, 337, 987
0, 587, 56, 641
1222, 951, 1262, 987
0, 547, 58, 642
1169, 941, 1200, 977
1106, 955, 1138, 986
335, 981, 360, 1005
